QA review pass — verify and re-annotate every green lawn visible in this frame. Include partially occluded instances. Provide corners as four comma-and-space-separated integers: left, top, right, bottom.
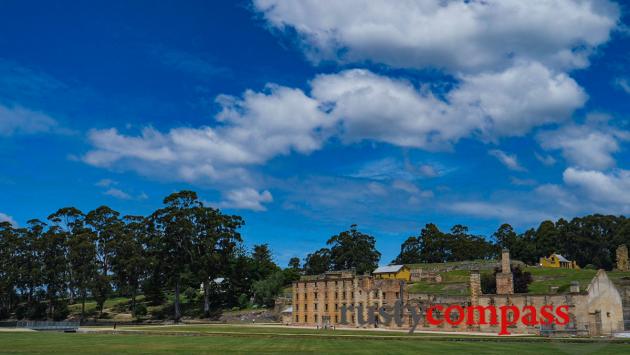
1, 331, 629, 354
120, 324, 495, 337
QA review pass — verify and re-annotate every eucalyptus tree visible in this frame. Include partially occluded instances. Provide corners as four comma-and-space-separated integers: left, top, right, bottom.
20, 220, 46, 304
327, 224, 380, 274
150, 190, 201, 322
39, 224, 68, 318
111, 215, 147, 314
66, 226, 97, 320
0, 221, 18, 315
193, 207, 243, 317
86, 206, 122, 278
47, 207, 85, 303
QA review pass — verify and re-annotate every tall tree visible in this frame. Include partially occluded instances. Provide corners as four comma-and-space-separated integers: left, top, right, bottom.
392, 236, 422, 264
250, 244, 279, 281
18, 221, 44, 304
288, 257, 301, 270
194, 207, 243, 317
86, 206, 122, 278
327, 225, 380, 274
0, 222, 19, 316
39, 225, 68, 318
110, 215, 147, 315
48, 207, 85, 304
66, 227, 97, 320
150, 191, 200, 322
303, 248, 331, 275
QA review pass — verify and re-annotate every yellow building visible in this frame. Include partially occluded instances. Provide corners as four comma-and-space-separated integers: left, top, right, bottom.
372, 264, 411, 281
539, 253, 580, 269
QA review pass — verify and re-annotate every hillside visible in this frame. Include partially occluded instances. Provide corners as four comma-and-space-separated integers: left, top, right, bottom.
406, 260, 630, 296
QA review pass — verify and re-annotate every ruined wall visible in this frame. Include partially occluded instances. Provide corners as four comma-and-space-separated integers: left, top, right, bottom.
617, 245, 629, 272
584, 270, 624, 335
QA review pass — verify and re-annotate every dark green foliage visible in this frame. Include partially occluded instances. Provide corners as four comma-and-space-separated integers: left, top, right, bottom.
327, 224, 380, 274
393, 224, 497, 264
481, 266, 533, 294
288, 257, 301, 270
512, 266, 533, 293
480, 273, 496, 294
494, 215, 628, 269
1, 189, 627, 324
303, 248, 331, 274
133, 303, 148, 318
253, 271, 285, 307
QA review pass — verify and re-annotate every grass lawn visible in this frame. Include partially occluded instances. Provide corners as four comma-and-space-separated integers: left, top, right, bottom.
1, 330, 629, 355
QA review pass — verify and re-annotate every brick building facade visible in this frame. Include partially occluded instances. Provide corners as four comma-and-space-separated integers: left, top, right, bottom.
290, 250, 625, 336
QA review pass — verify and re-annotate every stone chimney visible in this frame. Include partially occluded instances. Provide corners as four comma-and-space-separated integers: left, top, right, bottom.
501, 248, 510, 273
470, 269, 481, 301
496, 249, 514, 294
569, 281, 580, 293
469, 269, 481, 329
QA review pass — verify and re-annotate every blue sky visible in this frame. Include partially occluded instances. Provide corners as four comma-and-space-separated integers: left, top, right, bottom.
1, 0, 629, 266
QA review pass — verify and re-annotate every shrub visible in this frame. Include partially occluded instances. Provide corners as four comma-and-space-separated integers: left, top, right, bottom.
133, 304, 148, 318
184, 287, 198, 302
52, 302, 69, 321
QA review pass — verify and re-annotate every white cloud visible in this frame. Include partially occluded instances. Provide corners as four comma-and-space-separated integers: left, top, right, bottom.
615, 78, 630, 94
104, 188, 132, 200
83, 66, 586, 189
450, 62, 587, 138
446, 201, 550, 223
417, 164, 439, 178
218, 188, 273, 211
392, 180, 420, 194
538, 121, 628, 170
0, 104, 57, 136
510, 177, 537, 186
254, 0, 619, 72
311, 69, 462, 149
535, 152, 557, 166
488, 149, 526, 171
84, 84, 329, 185
313, 66, 584, 148
0, 212, 17, 226
563, 167, 630, 207
96, 179, 117, 187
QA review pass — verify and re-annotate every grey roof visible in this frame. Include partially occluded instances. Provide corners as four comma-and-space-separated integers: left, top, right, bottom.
282, 306, 293, 313
213, 277, 225, 284
373, 265, 404, 273
554, 254, 570, 262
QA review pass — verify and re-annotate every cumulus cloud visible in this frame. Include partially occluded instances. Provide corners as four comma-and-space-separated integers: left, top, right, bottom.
311, 69, 461, 149
81, 0, 620, 213
0, 104, 57, 136
488, 149, 526, 171
83, 66, 587, 187
0, 212, 17, 226
311, 66, 584, 148
104, 187, 132, 200
253, 0, 619, 72
563, 167, 630, 207
538, 121, 628, 170
450, 62, 587, 138
218, 188, 273, 211
84, 84, 329, 184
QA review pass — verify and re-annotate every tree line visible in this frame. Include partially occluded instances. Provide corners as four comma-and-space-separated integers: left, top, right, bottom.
0, 191, 298, 321
1, 190, 627, 322
301, 215, 629, 275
